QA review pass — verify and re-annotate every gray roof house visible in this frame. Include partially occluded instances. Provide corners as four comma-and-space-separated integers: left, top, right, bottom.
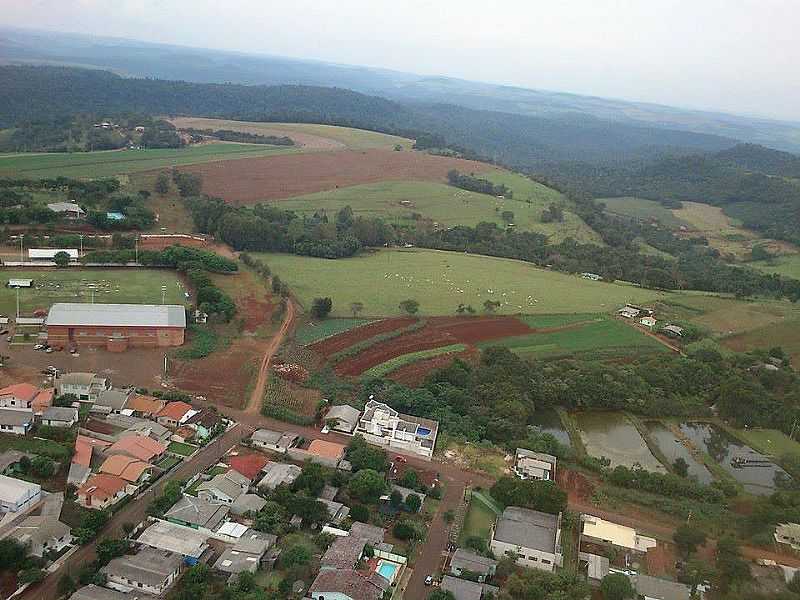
440, 575, 484, 600
70, 585, 134, 600
94, 388, 135, 414
450, 549, 497, 582
197, 469, 250, 505
0, 408, 34, 435
54, 372, 109, 402
40, 406, 79, 428
257, 462, 301, 490
230, 493, 267, 516
164, 494, 230, 530
318, 498, 350, 524
321, 535, 367, 570
634, 574, 691, 600
250, 429, 299, 453
102, 548, 183, 595
325, 404, 361, 434
349, 522, 385, 545
490, 507, 562, 572
514, 448, 557, 481
9, 516, 72, 557
213, 530, 276, 575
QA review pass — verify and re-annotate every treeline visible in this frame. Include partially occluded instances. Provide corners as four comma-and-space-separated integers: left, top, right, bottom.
447, 170, 512, 197
181, 128, 294, 146
83, 244, 237, 272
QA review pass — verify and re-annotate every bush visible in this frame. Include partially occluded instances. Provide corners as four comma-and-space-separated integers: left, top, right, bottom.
393, 520, 419, 540
350, 504, 370, 523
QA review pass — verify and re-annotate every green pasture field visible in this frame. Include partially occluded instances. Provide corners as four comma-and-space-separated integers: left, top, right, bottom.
362, 343, 467, 378
600, 196, 690, 229
723, 319, 800, 368
519, 313, 600, 328
750, 254, 800, 279
480, 315, 666, 358
0, 269, 186, 316
736, 428, 800, 458
254, 248, 669, 317
294, 318, 375, 346
278, 179, 600, 243
0, 142, 299, 179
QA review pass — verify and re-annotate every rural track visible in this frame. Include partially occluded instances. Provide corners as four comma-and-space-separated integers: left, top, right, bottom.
244, 299, 296, 414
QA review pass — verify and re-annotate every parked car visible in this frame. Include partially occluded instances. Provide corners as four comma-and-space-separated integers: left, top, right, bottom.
33, 343, 46, 351
425, 575, 434, 586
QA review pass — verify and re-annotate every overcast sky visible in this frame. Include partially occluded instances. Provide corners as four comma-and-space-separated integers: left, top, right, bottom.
3, 0, 800, 120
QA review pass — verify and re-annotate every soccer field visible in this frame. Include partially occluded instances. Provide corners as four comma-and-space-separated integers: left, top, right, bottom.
254, 248, 669, 317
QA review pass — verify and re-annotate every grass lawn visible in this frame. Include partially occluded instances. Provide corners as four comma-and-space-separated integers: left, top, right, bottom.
600, 196, 690, 229
277, 180, 599, 243
207, 465, 228, 476
294, 318, 375, 346
459, 492, 500, 545
167, 441, 197, 457
1, 269, 186, 317
751, 254, 800, 279
0, 143, 299, 179
0, 434, 71, 460
481, 315, 667, 358
154, 455, 182, 470
737, 428, 800, 458
255, 248, 669, 317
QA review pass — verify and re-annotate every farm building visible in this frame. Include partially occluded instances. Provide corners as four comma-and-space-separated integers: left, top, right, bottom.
640, 316, 657, 328
45, 303, 186, 350
28, 248, 79, 261
662, 324, 685, 338
47, 202, 86, 219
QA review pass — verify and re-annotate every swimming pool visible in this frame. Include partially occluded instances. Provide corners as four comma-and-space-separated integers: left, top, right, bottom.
376, 560, 399, 582
417, 427, 432, 436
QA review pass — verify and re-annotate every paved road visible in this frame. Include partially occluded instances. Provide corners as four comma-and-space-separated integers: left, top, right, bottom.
20, 424, 249, 600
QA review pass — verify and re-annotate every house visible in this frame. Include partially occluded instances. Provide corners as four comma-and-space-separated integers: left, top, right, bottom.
156, 401, 195, 428
125, 395, 165, 418
0, 475, 41, 512
196, 469, 250, 504
164, 494, 230, 531
633, 574, 691, 600
319, 498, 350, 524
99, 455, 152, 489
579, 551, 610, 581
106, 435, 166, 463
581, 272, 602, 281
70, 435, 111, 485
213, 530, 276, 575
580, 514, 657, 553
307, 439, 347, 463
775, 522, 800, 550
28, 248, 79, 261
40, 406, 79, 428
135, 520, 209, 562
513, 448, 557, 481
55, 372, 110, 402
440, 575, 486, 600
47, 202, 86, 219
325, 404, 361, 434
450, 549, 497, 583
250, 429, 299, 453
94, 388, 134, 414
309, 569, 389, 600
321, 535, 367, 570
490, 507, 563, 571
8, 515, 72, 557
257, 462, 301, 490
349, 522, 386, 545
0, 408, 34, 435
389, 484, 426, 511
0, 383, 40, 409
185, 410, 221, 440
46, 303, 186, 351
640, 316, 657, 328
227, 453, 270, 481
111, 416, 171, 445
102, 548, 183, 595
77, 474, 127, 510
31, 388, 54, 415
618, 307, 640, 319
356, 400, 438, 459
70, 584, 133, 600
230, 493, 267, 517
662, 324, 685, 338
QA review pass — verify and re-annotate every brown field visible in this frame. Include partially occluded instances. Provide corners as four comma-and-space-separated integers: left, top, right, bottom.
388, 347, 478, 386
177, 149, 496, 204
309, 317, 417, 356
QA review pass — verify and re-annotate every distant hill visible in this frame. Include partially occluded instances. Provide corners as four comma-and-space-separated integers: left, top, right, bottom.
3, 26, 800, 153
713, 143, 800, 177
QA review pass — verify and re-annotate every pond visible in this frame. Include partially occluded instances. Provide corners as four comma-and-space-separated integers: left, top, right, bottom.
530, 408, 572, 447
645, 422, 714, 485
575, 412, 665, 472
679, 422, 790, 495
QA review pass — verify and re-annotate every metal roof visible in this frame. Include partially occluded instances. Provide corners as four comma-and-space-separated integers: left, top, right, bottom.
28, 248, 79, 259
46, 303, 186, 328
493, 506, 559, 553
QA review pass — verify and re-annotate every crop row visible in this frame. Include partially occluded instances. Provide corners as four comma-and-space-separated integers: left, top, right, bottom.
361, 343, 467, 379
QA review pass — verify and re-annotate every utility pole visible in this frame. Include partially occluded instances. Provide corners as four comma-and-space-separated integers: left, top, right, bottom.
19, 234, 23, 263
79, 234, 84, 257
90, 288, 95, 304
135, 236, 139, 264
15, 287, 20, 319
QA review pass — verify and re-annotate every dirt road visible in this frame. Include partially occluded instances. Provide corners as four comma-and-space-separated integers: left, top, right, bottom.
244, 299, 296, 414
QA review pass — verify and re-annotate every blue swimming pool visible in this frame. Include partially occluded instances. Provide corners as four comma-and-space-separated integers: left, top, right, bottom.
377, 561, 399, 582
417, 427, 432, 436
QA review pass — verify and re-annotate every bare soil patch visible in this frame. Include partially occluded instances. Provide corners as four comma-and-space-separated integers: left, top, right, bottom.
139, 234, 208, 250
169, 117, 347, 150
309, 317, 416, 356
388, 347, 478, 386
179, 149, 495, 204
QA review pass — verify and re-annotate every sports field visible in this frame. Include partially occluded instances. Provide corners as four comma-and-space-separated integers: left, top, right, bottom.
0, 143, 299, 179
254, 248, 668, 317
278, 180, 600, 243
0, 269, 187, 316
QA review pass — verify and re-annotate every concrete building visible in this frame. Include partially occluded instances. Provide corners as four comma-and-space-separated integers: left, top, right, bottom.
0, 383, 40, 409
46, 303, 186, 351
40, 406, 79, 428
325, 404, 361, 434
250, 429, 299, 453
70, 585, 134, 600
633, 574, 691, 600
356, 400, 438, 459
775, 522, 800, 550
102, 548, 183, 595
77, 474, 127, 510
94, 388, 134, 414
55, 372, 110, 402
230, 493, 267, 517
0, 408, 34, 435
135, 520, 209, 562
28, 248, 79, 261
450, 549, 497, 582
0, 475, 41, 513
513, 448, 557, 481
9, 515, 72, 557
580, 514, 657, 553
213, 530, 276, 575
490, 507, 562, 572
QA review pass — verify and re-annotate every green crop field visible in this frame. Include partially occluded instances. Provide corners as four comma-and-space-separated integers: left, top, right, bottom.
277, 179, 599, 243
0, 143, 299, 179
600, 196, 690, 229
0, 269, 186, 317
751, 254, 800, 279
294, 318, 375, 346
479, 315, 666, 357
255, 248, 670, 317
519, 313, 600, 328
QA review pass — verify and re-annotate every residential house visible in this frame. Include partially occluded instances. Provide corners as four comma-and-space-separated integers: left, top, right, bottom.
47, 202, 86, 219
257, 462, 301, 490
135, 520, 209, 563
349, 522, 385, 545
70, 435, 111, 486
450, 549, 497, 583
0, 475, 41, 512
318, 498, 350, 524
230, 493, 267, 517
633, 574, 691, 600
9, 515, 72, 557
321, 535, 367, 570
125, 395, 165, 419
164, 495, 230, 531
55, 373, 109, 402
356, 400, 438, 459
186, 410, 221, 440
775, 522, 800, 550
213, 530, 276, 575
309, 569, 389, 600
617, 307, 640, 319
389, 484, 426, 512
325, 404, 361, 434
40, 406, 79, 428
114, 417, 171, 446
77, 473, 127, 510
580, 514, 657, 554
0, 408, 34, 435
102, 548, 183, 595
70, 584, 133, 600
440, 576, 492, 600
94, 388, 134, 414
0, 383, 39, 409
490, 507, 563, 572
307, 439, 347, 463
105, 435, 166, 463
99, 455, 152, 492
513, 448, 557, 481
156, 401, 195, 428
640, 316, 657, 328
196, 469, 250, 505
31, 388, 54, 415
250, 428, 299, 453
227, 453, 269, 481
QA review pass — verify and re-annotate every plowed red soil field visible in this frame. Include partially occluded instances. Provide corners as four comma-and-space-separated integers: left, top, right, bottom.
335, 316, 530, 376
309, 317, 416, 356
388, 347, 479, 386
180, 149, 496, 204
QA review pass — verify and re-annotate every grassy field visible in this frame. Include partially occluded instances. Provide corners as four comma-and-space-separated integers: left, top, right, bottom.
480, 316, 667, 358
277, 180, 599, 243
0, 433, 71, 460
294, 318, 375, 346
459, 491, 501, 545
0, 269, 186, 317
736, 428, 800, 458
600, 196, 690, 229
0, 142, 299, 179
723, 319, 800, 368
255, 248, 669, 317
751, 254, 800, 279
167, 441, 197, 457
519, 313, 600, 328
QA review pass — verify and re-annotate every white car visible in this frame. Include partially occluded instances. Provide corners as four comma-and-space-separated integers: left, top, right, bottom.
33, 344, 46, 351
424, 576, 434, 586
321, 426, 330, 434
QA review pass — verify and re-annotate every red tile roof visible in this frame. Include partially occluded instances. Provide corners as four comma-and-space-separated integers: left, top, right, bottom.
157, 401, 193, 421
107, 434, 166, 462
308, 439, 346, 461
31, 388, 54, 413
73, 435, 111, 466
0, 383, 39, 402
126, 394, 165, 416
227, 453, 269, 481
78, 473, 126, 502
100, 455, 151, 482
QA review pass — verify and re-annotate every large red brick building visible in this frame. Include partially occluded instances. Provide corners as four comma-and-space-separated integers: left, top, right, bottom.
46, 303, 186, 352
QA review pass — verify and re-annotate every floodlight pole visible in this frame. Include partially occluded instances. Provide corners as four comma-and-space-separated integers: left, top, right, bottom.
79, 234, 83, 257
15, 288, 20, 319
19, 235, 23, 263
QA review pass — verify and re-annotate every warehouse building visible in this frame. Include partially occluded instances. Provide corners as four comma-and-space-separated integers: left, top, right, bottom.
46, 303, 186, 351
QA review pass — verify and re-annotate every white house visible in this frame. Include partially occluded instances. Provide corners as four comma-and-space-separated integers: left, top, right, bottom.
0, 474, 41, 513
47, 202, 86, 219
490, 507, 562, 572
0, 408, 34, 435
40, 406, 79, 428
9, 516, 72, 557
580, 514, 657, 553
514, 448, 557, 481
356, 400, 438, 459
102, 548, 183, 595
55, 372, 110, 402
640, 316, 657, 328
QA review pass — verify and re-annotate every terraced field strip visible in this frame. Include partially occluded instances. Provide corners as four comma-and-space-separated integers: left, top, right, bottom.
309, 317, 417, 355
294, 318, 376, 346
362, 343, 467, 378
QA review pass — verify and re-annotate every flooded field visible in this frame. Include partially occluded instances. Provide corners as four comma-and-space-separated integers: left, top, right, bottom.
530, 409, 572, 447
680, 422, 790, 495
645, 422, 714, 484
575, 412, 665, 472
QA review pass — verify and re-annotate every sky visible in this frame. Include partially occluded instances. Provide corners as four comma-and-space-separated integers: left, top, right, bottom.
3, 0, 800, 120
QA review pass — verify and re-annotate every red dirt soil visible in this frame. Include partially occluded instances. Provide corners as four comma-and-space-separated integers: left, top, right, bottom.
309, 317, 417, 356
180, 149, 496, 204
334, 316, 531, 376
388, 347, 478, 386
138, 235, 208, 250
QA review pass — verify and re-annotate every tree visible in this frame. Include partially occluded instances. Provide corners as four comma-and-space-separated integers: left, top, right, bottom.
405, 493, 422, 513
389, 490, 403, 508
465, 535, 487, 554
350, 504, 370, 523
399, 469, 420, 490
18, 455, 31, 473
350, 301, 364, 318
57, 574, 76, 597
393, 520, 418, 540
399, 299, 420, 315
347, 435, 388, 472
254, 501, 288, 534
293, 461, 327, 496
673, 524, 706, 557
673, 457, 689, 478
281, 544, 311, 568
30, 456, 54, 478
443, 510, 455, 524
427, 590, 456, 600
154, 172, 170, 194
348, 469, 386, 503
715, 535, 751, 593
600, 573, 635, 600
18, 568, 45, 585
311, 297, 333, 319
54, 251, 71, 268
490, 477, 566, 514
95, 538, 129, 566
